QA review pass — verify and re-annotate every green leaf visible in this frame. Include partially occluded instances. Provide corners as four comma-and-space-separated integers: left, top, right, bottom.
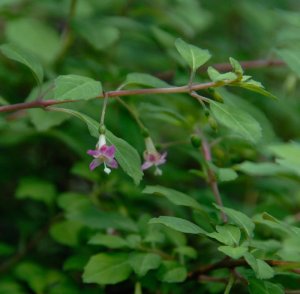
253, 212, 300, 237
210, 101, 262, 144
218, 245, 248, 259
174, 246, 197, 259
236, 161, 289, 176
15, 178, 56, 206
54, 75, 102, 101
50, 220, 83, 247
159, 262, 187, 283
244, 253, 274, 280
0, 96, 9, 106
66, 200, 138, 232
5, 18, 61, 64
175, 38, 211, 72
75, 21, 120, 51
143, 185, 203, 210
207, 225, 241, 246
217, 168, 238, 182
83, 253, 132, 285
248, 279, 284, 294
106, 130, 143, 185
0, 242, 14, 256
0, 43, 43, 84
47, 108, 143, 184
214, 205, 255, 237
275, 49, 300, 78
129, 253, 161, 276
234, 77, 276, 99
268, 143, 300, 176
207, 66, 237, 82
229, 57, 243, 76
149, 216, 206, 234
88, 233, 128, 249
124, 73, 170, 88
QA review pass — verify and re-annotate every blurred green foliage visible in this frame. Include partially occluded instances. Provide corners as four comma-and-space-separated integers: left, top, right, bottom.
0, 0, 300, 293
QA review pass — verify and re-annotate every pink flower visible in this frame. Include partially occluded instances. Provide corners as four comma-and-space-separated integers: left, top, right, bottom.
141, 137, 167, 176
142, 151, 167, 176
87, 134, 118, 174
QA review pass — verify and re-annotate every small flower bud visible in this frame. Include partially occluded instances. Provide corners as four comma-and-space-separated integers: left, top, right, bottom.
99, 124, 106, 134
190, 134, 202, 148
208, 116, 218, 131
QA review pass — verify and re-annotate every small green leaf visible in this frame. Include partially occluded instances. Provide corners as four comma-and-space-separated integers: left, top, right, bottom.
275, 49, 300, 78
159, 263, 187, 283
217, 168, 238, 182
175, 38, 211, 72
47, 108, 143, 184
0, 96, 9, 105
174, 246, 197, 259
106, 130, 143, 185
149, 216, 206, 234
268, 143, 300, 176
236, 161, 289, 176
229, 57, 243, 76
50, 220, 83, 246
143, 185, 203, 210
124, 73, 170, 88
244, 253, 274, 280
218, 245, 248, 259
215, 205, 255, 237
77, 23, 119, 51
248, 279, 284, 294
207, 66, 237, 82
88, 233, 128, 249
129, 253, 161, 276
15, 178, 56, 206
210, 101, 262, 144
0, 43, 43, 84
83, 253, 132, 285
234, 77, 276, 99
54, 75, 102, 101
207, 225, 241, 246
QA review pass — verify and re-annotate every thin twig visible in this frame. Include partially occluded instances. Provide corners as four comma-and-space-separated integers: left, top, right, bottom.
0, 56, 287, 114
199, 59, 285, 73
188, 257, 300, 280
197, 130, 227, 223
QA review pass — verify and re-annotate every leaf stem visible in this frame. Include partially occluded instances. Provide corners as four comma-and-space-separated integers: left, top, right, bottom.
224, 272, 235, 294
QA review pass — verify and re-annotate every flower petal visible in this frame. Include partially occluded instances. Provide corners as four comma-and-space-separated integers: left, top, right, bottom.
89, 158, 102, 171
156, 152, 167, 165
104, 145, 116, 158
141, 161, 153, 170
87, 149, 101, 157
107, 158, 118, 169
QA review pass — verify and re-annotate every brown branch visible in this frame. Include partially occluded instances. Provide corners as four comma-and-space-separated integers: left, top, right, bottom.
0, 57, 286, 114
188, 257, 300, 280
199, 132, 227, 223
200, 59, 285, 73
0, 99, 75, 113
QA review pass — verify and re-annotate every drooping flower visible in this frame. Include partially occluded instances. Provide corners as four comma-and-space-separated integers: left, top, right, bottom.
141, 137, 167, 176
87, 134, 118, 174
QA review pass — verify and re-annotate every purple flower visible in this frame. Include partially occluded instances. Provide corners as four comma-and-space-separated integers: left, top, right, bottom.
87, 134, 118, 174
141, 137, 167, 176
142, 151, 167, 176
